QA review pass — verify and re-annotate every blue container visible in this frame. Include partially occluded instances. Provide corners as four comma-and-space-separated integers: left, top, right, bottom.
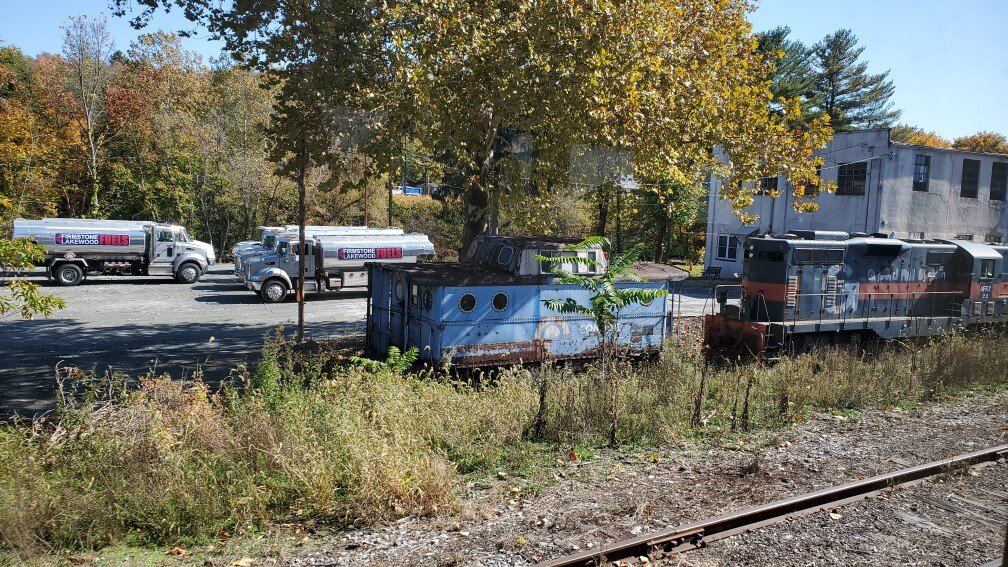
366, 236, 687, 367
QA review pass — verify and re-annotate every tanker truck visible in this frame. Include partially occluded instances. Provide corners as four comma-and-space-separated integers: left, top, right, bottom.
12, 218, 216, 286
245, 232, 435, 302
233, 225, 405, 280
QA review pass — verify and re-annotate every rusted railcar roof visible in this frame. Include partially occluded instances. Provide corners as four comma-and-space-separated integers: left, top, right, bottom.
374, 261, 688, 286
627, 262, 690, 282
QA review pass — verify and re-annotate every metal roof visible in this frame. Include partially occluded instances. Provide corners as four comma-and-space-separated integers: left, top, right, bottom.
376, 260, 688, 286
943, 239, 1004, 260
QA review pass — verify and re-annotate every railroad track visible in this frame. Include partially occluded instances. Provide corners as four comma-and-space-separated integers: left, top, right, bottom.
537, 444, 1008, 567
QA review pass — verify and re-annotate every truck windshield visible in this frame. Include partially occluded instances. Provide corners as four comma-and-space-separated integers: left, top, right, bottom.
177, 230, 191, 243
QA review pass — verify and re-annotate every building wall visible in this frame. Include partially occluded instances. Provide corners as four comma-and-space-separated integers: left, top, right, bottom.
704, 128, 1008, 273
705, 129, 889, 275
880, 146, 1008, 242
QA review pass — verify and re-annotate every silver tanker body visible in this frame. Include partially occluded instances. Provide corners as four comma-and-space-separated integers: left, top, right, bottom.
12, 218, 215, 286
316, 233, 434, 270
246, 231, 434, 302
235, 226, 406, 280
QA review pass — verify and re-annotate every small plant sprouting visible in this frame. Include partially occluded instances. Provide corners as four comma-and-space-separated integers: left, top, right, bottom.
350, 346, 420, 373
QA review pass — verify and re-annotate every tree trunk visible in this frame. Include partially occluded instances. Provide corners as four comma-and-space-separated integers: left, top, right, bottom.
462, 182, 491, 249
461, 115, 501, 250
655, 208, 670, 262
596, 184, 610, 237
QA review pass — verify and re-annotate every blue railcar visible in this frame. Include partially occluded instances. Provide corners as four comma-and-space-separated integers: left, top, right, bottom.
704, 231, 1008, 358
366, 236, 688, 367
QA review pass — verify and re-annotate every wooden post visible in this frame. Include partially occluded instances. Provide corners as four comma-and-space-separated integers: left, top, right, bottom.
297, 159, 306, 343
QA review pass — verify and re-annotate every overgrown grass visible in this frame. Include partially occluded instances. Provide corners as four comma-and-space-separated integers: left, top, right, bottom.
2, 330, 1006, 557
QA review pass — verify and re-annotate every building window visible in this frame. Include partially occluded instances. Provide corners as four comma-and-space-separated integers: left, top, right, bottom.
913, 155, 931, 192
961, 159, 980, 198
716, 234, 738, 261
910, 232, 926, 240
757, 176, 778, 196
836, 162, 867, 195
985, 234, 1002, 244
955, 233, 975, 241
991, 162, 1007, 201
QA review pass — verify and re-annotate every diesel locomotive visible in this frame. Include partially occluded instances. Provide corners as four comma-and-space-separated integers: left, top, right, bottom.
704, 230, 1008, 358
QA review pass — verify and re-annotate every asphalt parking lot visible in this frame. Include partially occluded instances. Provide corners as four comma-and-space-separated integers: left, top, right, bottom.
1, 267, 731, 417
2, 267, 368, 417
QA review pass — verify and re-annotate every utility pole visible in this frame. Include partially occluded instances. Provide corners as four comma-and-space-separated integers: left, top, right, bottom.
363, 182, 369, 226
296, 156, 307, 343
615, 182, 623, 252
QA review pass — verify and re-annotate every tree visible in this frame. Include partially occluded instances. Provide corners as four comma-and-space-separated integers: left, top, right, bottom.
953, 131, 1008, 154
0, 200, 65, 319
62, 15, 115, 215
756, 26, 819, 121
115, 0, 833, 248
890, 124, 952, 148
537, 236, 666, 444
812, 29, 900, 130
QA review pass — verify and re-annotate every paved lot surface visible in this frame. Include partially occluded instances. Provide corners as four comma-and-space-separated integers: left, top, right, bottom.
2, 267, 367, 417
1, 268, 730, 417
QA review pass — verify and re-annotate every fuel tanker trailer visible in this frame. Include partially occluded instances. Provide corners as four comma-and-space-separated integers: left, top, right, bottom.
246, 232, 435, 302
12, 218, 215, 286
232, 225, 406, 280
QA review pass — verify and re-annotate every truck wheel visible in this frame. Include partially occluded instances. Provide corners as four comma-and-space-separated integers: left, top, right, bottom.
176, 262, 201, 284
54, 264, 84, 287
260, 279, 288, 303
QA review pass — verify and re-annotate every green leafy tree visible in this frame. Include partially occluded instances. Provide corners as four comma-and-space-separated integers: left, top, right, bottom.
812, 29, 900, 130
537, 235, 667, 444
953, 131, 1008, 154
116, 0, 834, 247
891, 124, 952, 148
1, 200, 66, 319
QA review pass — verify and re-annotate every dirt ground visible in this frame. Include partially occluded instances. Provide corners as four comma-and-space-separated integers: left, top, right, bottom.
170, 389, 1007, 567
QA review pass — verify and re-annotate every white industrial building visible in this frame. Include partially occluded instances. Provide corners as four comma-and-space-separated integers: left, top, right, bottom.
704, 128, 1008, 276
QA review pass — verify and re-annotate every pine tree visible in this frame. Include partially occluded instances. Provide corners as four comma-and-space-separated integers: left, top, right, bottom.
812, 29, 900, 130
756, 26, 818, 112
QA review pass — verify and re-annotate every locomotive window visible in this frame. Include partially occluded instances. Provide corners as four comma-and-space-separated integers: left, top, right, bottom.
980, 259, 996, 279
864, 244, 903, 257
826, 249, 845, 263
811, 249, 827, 263
793, 248, 812, 263
926, 251, 953, 266
423, 289, 433, 311
492, 292, 508, 311
459, 293, 477, 313
756, 251, 784, 261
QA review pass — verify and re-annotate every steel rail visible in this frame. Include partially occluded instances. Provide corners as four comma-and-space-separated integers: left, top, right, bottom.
537, 444, 1008, 567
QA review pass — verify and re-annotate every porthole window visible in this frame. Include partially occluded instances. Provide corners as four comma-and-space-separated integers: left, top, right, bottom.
423, 289, 433, 311
492, 292, 508, 311
496, 246, 514, 265
459, 293, 477, 313
395, 278, 405, 301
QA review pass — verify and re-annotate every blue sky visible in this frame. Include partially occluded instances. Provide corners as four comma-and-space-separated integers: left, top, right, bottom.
1, 0, 1006, 139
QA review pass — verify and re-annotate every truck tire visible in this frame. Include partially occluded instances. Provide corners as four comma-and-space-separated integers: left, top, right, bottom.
54, 263, 84, 287
260, 279, 288, 303
176, 262, 201, 284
